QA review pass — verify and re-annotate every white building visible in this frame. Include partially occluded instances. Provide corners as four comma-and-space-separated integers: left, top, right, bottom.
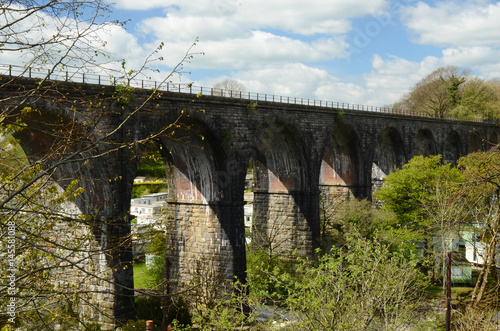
130, 192, 168, 226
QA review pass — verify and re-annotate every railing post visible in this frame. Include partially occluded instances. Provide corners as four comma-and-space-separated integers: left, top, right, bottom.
9, 65, 12, 77
82, 73, 85, 83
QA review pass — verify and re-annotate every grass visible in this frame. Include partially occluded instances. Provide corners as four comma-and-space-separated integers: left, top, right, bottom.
133, 262, 156, 288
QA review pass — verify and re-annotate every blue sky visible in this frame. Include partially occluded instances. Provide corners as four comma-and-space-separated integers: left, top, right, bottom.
6, 0, 500, 108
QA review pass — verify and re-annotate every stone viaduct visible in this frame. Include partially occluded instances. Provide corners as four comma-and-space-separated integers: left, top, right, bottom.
2, 76, 499, 328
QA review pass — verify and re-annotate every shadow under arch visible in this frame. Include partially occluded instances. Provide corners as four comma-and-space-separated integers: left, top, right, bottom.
251, 122, 318, 259
469, 131, 482, 153
319, 124, 365, 199
371, 127, 406, 194
443, 130, 462, 164
487, 131, 499, 150
415, 129, 437, 157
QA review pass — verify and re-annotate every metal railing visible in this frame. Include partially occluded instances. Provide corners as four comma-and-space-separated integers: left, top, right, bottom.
0, 64, 489, 123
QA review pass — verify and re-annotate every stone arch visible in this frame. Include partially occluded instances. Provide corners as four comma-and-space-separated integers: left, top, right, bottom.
254, 123, 308, 192
319, 124, 364, 199
251, 122, 317, 258
371, 127, 405, 193
487, 132, 499, 150
158, 121, 227, 202
415, 129, 436, 157
469, 131, 482, 153
443, 130, 462, 164
157, 118, 245, 292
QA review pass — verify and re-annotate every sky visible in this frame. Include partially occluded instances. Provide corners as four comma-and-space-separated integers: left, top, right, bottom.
7, 0, 500, 108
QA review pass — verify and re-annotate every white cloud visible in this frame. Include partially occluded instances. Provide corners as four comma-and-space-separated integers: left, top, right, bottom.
159, 31, 349, 69
363, 54, 442, 105
119, 0, 388, 36
114, 0, 173, 11
402, 1, 500, 47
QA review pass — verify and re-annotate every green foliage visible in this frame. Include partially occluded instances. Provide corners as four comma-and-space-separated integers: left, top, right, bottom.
136, 140, 166, 178
132, 182, 168, 198
115, 82, 134, 106
320, 198, 402, 248
133, 263, 157, 288
374, 154, 463, 232
246, 101, 258, 113
272, 235, 427, 330
169, 282, 258, 331
246, 248, 295, 299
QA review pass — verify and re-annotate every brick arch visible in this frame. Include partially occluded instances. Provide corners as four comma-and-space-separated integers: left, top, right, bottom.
443, 130, 462, 164
319, 124, 364, 198
371, 127, 406, 193
415, 129, 436, 157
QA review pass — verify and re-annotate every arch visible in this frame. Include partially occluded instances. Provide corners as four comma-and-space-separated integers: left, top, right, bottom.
415, 129, 436, 157
320, 124, 364, 198
158, 120, 227, 202
443, 130, 462, 164
254, 123, 308, 192
469, 131, 482, 153
487, 132, 499, 150
371, 127, 405, 193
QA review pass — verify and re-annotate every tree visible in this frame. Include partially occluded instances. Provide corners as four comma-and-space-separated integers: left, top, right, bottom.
457, 149, 500, 306
452, 77, 500, 121
274, 235, 428, 330
0, 2, 199, 329
397, 66, 499, 119
213, 78, 245, 97
374, 155, 464, 280
319, 197, 401, 249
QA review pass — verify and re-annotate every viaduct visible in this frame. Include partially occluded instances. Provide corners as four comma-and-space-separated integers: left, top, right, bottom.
2, 75, 499, 328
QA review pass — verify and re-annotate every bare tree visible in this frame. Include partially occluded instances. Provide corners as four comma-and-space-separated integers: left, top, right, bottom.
213, 78, 245, 97
0, 2, 199, 329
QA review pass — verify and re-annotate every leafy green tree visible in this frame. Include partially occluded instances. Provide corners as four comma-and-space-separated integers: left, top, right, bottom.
374, 155, 464, 279
452, 77, 500, 120
320, 197, 406, 249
